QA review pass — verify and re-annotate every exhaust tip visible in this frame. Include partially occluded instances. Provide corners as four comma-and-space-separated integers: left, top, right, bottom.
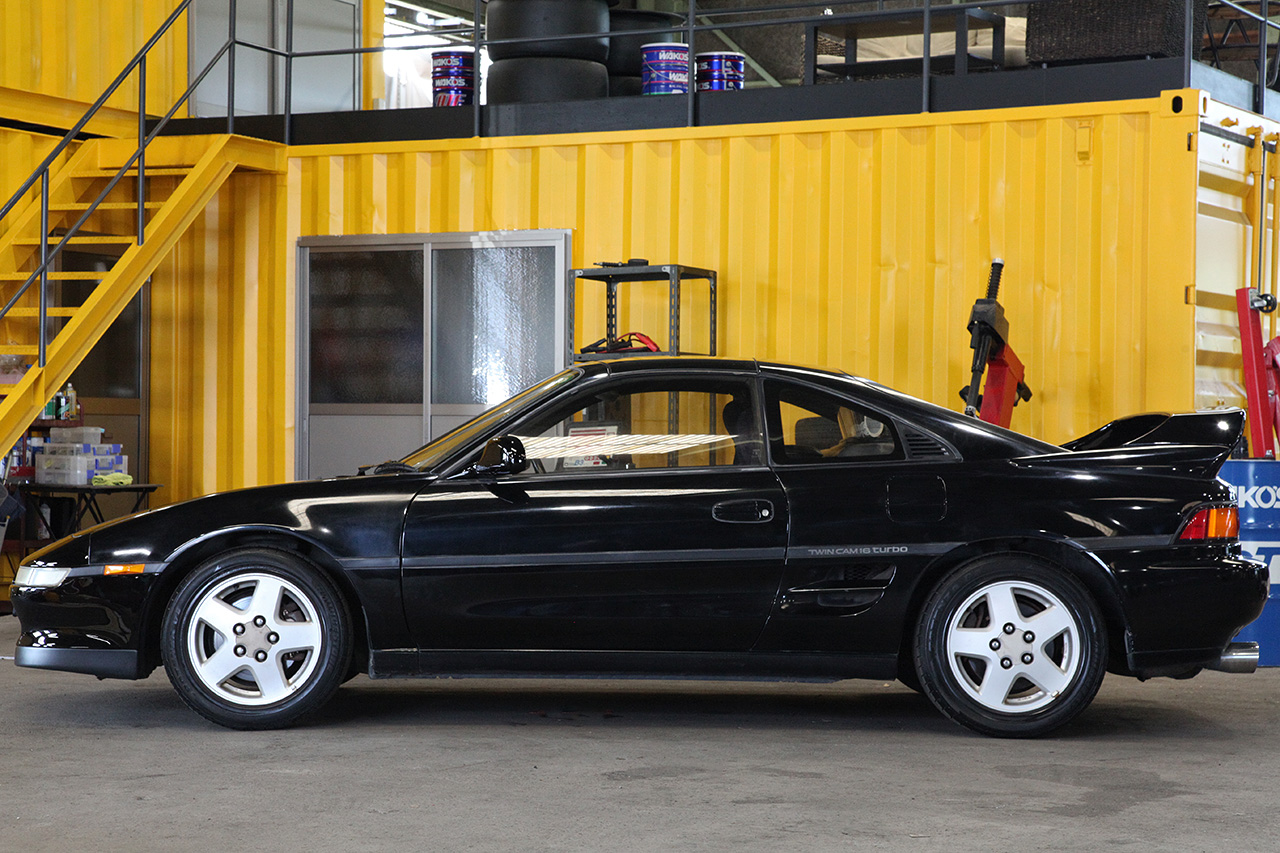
1207, 642, 1260, 674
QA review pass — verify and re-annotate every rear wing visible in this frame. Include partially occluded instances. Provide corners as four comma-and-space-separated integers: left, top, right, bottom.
1013, 444, 1234, 481
1063, 411, 1244, 453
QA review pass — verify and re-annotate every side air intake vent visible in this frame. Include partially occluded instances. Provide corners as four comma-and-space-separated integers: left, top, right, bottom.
901, 427, 956, 460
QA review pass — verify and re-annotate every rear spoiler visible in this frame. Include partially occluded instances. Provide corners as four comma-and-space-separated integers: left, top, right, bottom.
1014, 444, 1234, 480
1062, 410, 1244, 453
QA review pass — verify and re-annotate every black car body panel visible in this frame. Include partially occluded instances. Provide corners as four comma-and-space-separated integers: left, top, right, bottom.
11, 358, 1269, 731
1063, 410, 1247, 452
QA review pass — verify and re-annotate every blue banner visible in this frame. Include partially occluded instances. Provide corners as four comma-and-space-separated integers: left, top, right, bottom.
1218, 460, 1280, 665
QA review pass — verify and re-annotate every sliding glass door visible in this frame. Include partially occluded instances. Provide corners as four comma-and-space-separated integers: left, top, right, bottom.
298, 231, 570, 480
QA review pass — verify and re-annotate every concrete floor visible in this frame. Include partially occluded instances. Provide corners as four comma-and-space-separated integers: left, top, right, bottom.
2, 614, 1278, 853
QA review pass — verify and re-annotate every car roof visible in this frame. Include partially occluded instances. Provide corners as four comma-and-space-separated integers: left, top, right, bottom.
584, 355, 760, 375
568, 356, 1055, 458
586, 356, 1055, 457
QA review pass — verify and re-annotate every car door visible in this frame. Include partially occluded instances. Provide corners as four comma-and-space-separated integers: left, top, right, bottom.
400, 372, 789, 653
753, 377, 959, 656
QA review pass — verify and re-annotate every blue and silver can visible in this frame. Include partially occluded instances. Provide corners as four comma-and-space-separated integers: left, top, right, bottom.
432, 49, 475, 107
642, 42, 689, 95
696, 51, 745, 91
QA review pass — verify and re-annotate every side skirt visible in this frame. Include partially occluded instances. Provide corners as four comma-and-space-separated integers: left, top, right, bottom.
369, 649, 897, 683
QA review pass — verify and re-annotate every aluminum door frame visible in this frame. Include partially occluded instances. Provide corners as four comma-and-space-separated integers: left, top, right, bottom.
296, 230, 572, 481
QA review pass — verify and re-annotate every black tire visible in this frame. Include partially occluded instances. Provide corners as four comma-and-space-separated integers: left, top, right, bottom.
896, 656, 923, 693
608, 74, 643, 97
486, 0, 610, 62
486, 57, 609, 105
913, 555, 1106, 738
161, 548, 352, 730
606, 9, 685, 76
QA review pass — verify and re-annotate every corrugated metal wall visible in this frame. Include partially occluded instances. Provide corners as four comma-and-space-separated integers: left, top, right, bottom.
279, 93, 1199, 456
151, 170, 290, 501
0, 128, 66, 237
148, 92, 1207, 501
0, 0, 188, 116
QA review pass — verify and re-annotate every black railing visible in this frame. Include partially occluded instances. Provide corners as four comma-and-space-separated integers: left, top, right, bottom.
0, 0, 256, 367
198, 0, 1280, 138
9, 0, 1280, 358
1212, 0, 1280, 114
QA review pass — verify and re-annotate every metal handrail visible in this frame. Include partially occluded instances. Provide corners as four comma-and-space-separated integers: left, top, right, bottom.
0, 0, 191, 224
256, 0, 1255, 128
0, 0, 247, 367
173, 0, 1280, 139
1211, 0, 1280, 114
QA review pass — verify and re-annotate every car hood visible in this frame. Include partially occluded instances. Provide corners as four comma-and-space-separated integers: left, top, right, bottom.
78, 473, 437, 566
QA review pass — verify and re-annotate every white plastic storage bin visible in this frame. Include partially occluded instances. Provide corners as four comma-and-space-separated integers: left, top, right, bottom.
36, 442, 123, 456
36, 470, 90, 486
90, 455, 125, 472
48, 426, 104, 444
35, 455, 92, 484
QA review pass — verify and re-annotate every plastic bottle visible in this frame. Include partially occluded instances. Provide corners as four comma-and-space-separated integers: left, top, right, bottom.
63, 382, 77, 420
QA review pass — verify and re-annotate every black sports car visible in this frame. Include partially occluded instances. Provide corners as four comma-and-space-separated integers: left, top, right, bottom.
10, 358, 1269, 737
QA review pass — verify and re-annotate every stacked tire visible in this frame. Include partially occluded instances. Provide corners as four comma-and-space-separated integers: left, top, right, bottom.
605, 8, 685, 97
485, 0, 613, 105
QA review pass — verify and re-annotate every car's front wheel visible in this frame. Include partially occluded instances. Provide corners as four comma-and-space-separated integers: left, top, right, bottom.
914, 555, 1106, 737
161, 548, 352, 730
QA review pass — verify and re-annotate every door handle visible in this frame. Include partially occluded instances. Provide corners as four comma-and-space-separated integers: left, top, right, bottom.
712, 499, 775, 524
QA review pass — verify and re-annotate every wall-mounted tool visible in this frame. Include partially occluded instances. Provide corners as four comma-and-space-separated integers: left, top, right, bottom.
1236, 286, 1280, 458
960, 259, 1033, 428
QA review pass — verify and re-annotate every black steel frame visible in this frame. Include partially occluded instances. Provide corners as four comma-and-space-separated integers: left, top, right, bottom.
186, 0, 1280, 138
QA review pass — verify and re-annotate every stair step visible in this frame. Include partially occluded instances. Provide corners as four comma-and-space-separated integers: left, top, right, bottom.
12, 235, 136, 246
46, 202, 164, 211
0, 384, 16, 394
0, 345, 38, 355
5, 308, 78, 318
73, 168, 191, 178
0, 272, 106, 281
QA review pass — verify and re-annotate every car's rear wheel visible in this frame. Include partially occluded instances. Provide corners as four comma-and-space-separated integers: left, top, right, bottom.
914, 555, 1106, 737
161, 548, 351, 730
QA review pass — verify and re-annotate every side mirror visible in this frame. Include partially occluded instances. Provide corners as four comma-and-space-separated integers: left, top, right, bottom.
468, 435, 528, 477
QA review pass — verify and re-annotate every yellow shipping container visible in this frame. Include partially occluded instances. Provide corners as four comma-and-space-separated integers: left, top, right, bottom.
0, 0, 188, 132
6, 88, 1273, 504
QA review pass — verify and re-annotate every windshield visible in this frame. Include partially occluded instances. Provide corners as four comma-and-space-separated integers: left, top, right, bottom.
400, 368, 581, 471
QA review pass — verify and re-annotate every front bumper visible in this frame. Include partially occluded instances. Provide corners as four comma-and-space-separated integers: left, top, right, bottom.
11, 573, 161, 680
15, 643, 141, 679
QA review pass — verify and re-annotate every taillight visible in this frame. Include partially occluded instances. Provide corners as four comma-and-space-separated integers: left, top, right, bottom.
1178, 506, 1239, 541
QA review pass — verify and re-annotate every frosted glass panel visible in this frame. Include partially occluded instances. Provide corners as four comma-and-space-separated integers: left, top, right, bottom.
190, 0, 274, 117
289, 0, 359, 114
309, 250, 424, 405
431, 247, 557, 406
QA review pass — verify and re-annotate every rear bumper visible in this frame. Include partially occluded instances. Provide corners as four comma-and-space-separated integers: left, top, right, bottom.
1109, 549, 1269, 677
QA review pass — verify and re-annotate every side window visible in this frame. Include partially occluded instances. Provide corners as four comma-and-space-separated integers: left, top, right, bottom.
512, 377, 763, 472
764, 380, 902, 464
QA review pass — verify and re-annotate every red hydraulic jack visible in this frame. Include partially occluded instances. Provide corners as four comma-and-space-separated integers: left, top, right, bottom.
961, 259, 1033, 428
1236, 286, 1280, 458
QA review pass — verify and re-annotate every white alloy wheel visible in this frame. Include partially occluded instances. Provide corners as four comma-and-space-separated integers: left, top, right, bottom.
162, 548, 352, 729
944, 580, 1081, 713
914, 554, 1106, 737
186, 572, 325, 706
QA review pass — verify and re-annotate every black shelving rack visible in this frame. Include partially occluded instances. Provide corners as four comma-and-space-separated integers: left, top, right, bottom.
567, 263, 717, 364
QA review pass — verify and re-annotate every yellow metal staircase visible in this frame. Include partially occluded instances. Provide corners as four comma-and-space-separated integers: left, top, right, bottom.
0, 133, 285, 457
